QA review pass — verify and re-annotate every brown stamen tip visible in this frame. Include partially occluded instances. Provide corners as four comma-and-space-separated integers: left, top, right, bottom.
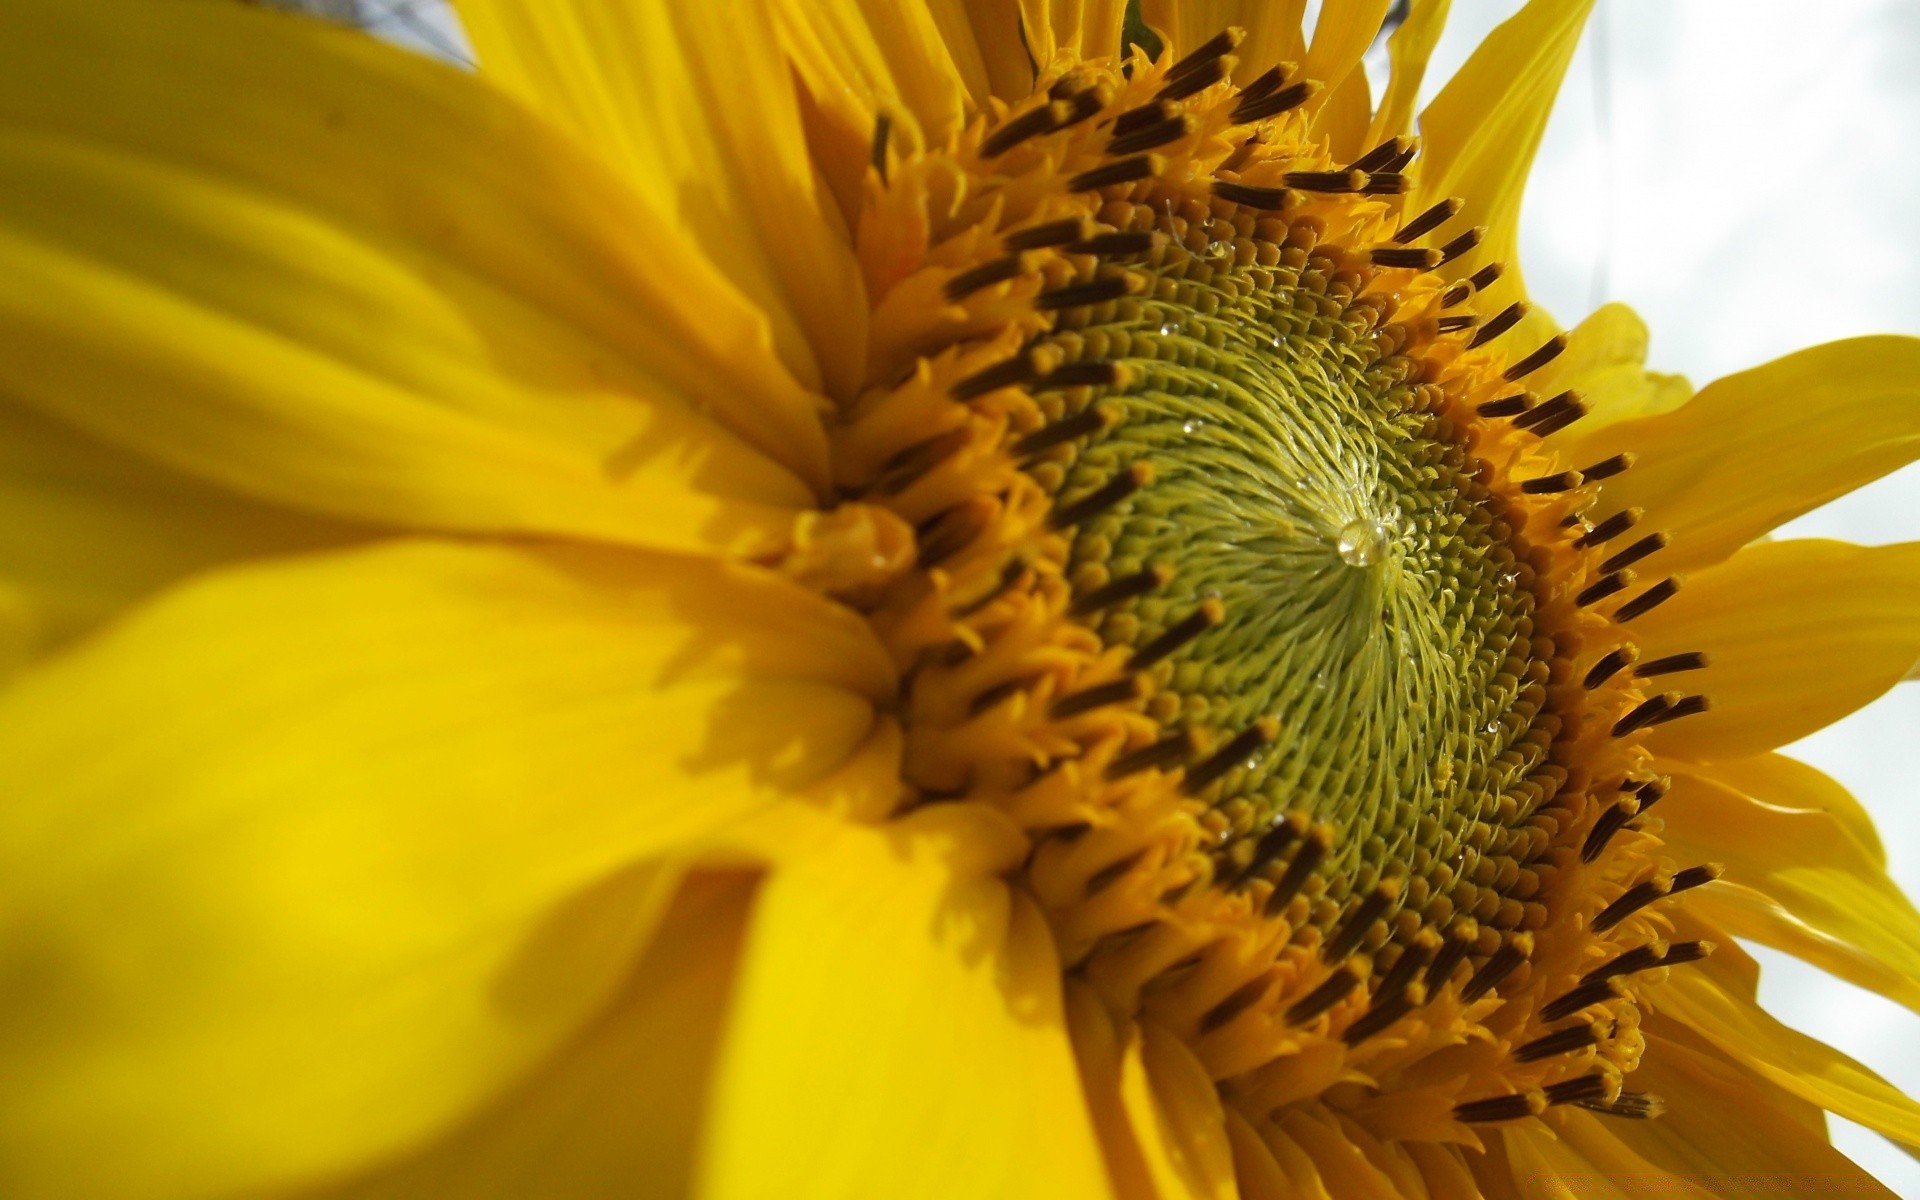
1476, 392, 1532, 418
1199, 972, 1271, 1033
1647, 693, 1709, 727
1520, 469, 1583, 495
1592, 875, 1675, 934
1005, 216, 1095, 250
1441, 282, 1475, 308
1360, 172, 1410, 196
1580, 941, 1667, 987
1610, 693, 1679, 738
1014, 401, 1116, 457
1455, 1091, 1547, 1123
1167, 28, 1245, 80
1038, 361, 1126, 391
1264, 824, 1333, 916
1212, 179, 1293, 210
1107, 728, 1203, 778
1375, 931, 1441, 1002
1600, 533, 1668, 574
1068, 155, 1160, 193
1510, 389, 1583, 431
1576, 570, 1635, 607
1504, 334, 1570, 381
1068, 230, 1162, 257
1437, 226, 1484, 265
1380, 144, 1419, 173
1581, 452, 1637, 482
1425, 921, 1479, 989
1670, 864, 1724, 894
1514, 1022, 1605, 1063
951, 352, 1041, 401
1284, 168, 1367, 193
1351, 136, 1414, 174
1662, 939, 1715, 966
1157, 54, 1233, 102
1634, 776, 1671, 809
1580, 797, 1642, 864
1371, 246, 1444, 270
1436, 314, 1477, 334
1540, 975, 1627, 1022
1111, 100, 1179, 138
1229, 808, 1308, 888
1186, 716, 1280, 797
1634, 650, 1710, 678
1127, 597, 1226, 670
1575, 508, 1642, 548
1084, 849, 1148, 895
1071, 563, 1173, 616
1050, 675, 1143, 718
1232, 79, 1314, 123
1285, 966, 1361, 1026
870, 112, 891, 182
1614, 577, 1682, 622
1107, 113, 1199, 156
1035, 273, 1141, 311
1468, 302, 1529, 349
1545, 1074, 1615, 1107
1323, 881, 1400, 963
1050, 461, 1153, 528
1341, 982, 1426, 1044
1583, 645, 1640, 689
1580, 1091, 1665, 1120
1467, 262, 1504, 291
875, 426, 971, 495
1461, 932, 1534, 1002
981, 100, 1074, 158
1237, 64, 1288, 105
944, 254, 1029, 302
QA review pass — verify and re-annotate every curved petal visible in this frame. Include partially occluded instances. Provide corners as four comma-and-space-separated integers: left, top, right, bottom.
1025, 0, 1128, 62
1531, 303, 1692, 445
1575, 336, 1920, 573
0, 0, 829, 543
1301, 0, 1390, 116
1365, 0, 1452, 148
1654, 761, 1920, 1015
1703, 751, 1884, 866
451, 0, 867, 398
1127, 1021, 1242, 1200
1634, 539, 1920, 760
697, 805, 1115, 1200
1138, 2, 1308, 84
0, 400, 370, 671
0, 539, 892, 1200
774, 0, 971, 165
1272, 1109, 1402, 1200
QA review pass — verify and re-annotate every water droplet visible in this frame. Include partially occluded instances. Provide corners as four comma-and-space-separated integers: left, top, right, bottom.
1158, 320, 1181, 337
1337, 517, 1393, 568
1205, 239, 1231, 260
1182, 418, 1204, 434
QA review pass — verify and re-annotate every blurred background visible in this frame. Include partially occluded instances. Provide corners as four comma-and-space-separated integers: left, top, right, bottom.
283, 0, 1920, 1191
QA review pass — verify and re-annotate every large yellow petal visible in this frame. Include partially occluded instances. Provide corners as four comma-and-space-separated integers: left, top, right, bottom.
1530, 303, 1692, 444
0, 0, 830, 543
451, 0, 867, 398
1365, 0, 1452, 148
1575, 336, 1920, 573
0, 539, 892, 1200
0, 401, 369, 672
1301, 0, 1390, 123
1654, 761, 1920, 1016
1138, 1, 1308, 84
1503, 1120, 1714, 1200
697, 805, 1116, 1200
1632, 539, 1920, 760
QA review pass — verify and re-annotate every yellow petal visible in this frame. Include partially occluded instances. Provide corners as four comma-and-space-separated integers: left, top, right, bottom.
1530, 303, 1692, 442
953, 0, 1036, 103
1310, 67, 1375, 164
1414, 0, 1595, 322
1365, 0, 1452, 148
1028, 0, 1128, 61
1301, 0, 1390, 116
1273, 1108, 1402, 1200
0, 539, 890, 1200
0, 401, 368, 670
1654, 761, 1920, 1015
1139, 2, 1308, 84
1578, 336, 1920, 573
0, 0, 831, 548
1125, 1021, 1243, 1200
1632, 539, 1920, 760
452, 0, 868, 398
1704, 751, 1885, 866
311, 869, 759, 1200
697, 805, 1116, 1200
773, 0, 970, 162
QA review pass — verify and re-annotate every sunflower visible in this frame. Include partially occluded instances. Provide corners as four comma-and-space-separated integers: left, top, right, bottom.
4, 0, 1920, 1195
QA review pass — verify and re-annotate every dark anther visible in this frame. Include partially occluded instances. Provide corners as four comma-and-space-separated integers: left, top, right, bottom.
1436, 314, 1477, 333
1425, 922, 1478, 990
1441, 282, 1474, 307
1578, 941, 1666, 987
1437, 226, 1484, 265
1393, 197, 1461, 243
1468, 302, 1529, 349
1592, 875, 1673, 934
1600, 533, 1667, 574
1108, 114, 1197, 155
1520, 469, 1583, 494
1635, 651, 1709, 678
1211, 180, 1292, 210
1574, 508, 1641, 548
1545, 1075, 1613, 1106
1049, 461, 1152, 528
1167, 28, 1244, 80
982, 101, 1070, 158
1514, 1023, 1603, 1063
1232, 80, 1314, 123
1013, 402, 1114, 457
1351, 137, 1412, 173
1054, 86, 1107, 131
1035, 274, 1136, 310
1647, 694, 1709, 726
951, 352, 1040, 400
874, 426, 971, 495
1454, 1092, 1545, 1124
1237, 65, 1286, 104
970, 674, 1039, 716
1284, 169, 1366, 193
1341, 986, 1422, 1044
1037, 360, 1124, 390
1005, 216, 1094, 250
1112, 100, 1177, 139
1669, 863, 1723, 895
1581, 452, 1636, 482
1509, 389, 1580, 430
1158, 55, 1231, 101
1050, 676, 1142, 718
1610, 693, 1678, 738
1503, 334, 1570, 382
1374, 933, 1439, 1002
1108, 729, 1201, 778
1068, 230, 1160, 257
1085, 849, 1147, 895
1613, 577, 1681, 622
1199, 972, 1271, 1033
1228, 807, 1305, 888
1322, 882, 1398, 963
915, 500, 992, 568
1540, 975, 1626, 1022
1633, 776, 1671, 809
1126, 597, 1225, 670
1360, 172, 1410, 195
1580, 797, 1641, 863
1071, 563, 1173, 616
1580, 1092, 1664, 1120
945, 254, 1027, 301
1476, 393, 1532, 418
1576, 571, 1633, 607
1524, 395, 1588, 437
1371, 246, 1443, 270
1582, 646, 1638, 689
1185, 716, 1279, 796
1379, 145, 1418, 173
1461, 933, 1533, 1002
1661, 939, 1714, 967
1068, 155, 1159, 192
952, 557, 1029, 618
870, 112, 892, 182
1285, 966, 1361, 1026
1466, 262, 1504, 291
1263, 825, 1331, 917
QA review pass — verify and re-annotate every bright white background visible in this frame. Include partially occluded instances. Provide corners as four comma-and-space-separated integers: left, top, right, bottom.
326, 0, 1920, 1192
